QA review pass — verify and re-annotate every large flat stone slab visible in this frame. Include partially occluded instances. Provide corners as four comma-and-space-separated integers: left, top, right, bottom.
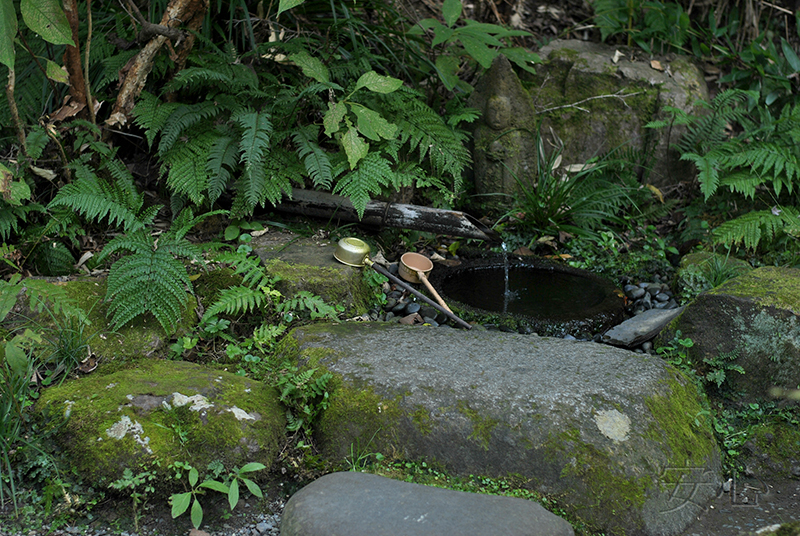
280, 471, 574, 536
280, 323, 722, 536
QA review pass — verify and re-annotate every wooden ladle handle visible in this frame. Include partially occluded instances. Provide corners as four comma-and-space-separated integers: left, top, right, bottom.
417, 271, 453, 314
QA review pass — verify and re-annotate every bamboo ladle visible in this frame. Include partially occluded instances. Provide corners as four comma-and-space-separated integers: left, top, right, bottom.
399, 252, 453, 314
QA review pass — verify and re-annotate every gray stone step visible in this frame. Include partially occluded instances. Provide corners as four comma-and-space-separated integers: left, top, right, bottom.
280, 471, 574, 536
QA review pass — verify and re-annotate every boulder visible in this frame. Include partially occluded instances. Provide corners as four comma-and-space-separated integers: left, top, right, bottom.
280, 471, 574, 536
663, 266, 800, 397
532, 40, 708, 189
466, 40, 709, 203
279, 322, 721, 536
37, 359, 286, 486
250, 233, 375, 317
8, 276, 197, 360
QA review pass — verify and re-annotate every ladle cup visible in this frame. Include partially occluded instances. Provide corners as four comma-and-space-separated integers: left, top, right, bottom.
399, 252, 453, 314
333, 238, 472, 330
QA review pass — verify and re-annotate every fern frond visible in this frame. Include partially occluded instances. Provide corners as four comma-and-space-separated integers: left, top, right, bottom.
161, 129, 217, 205
105, 239, 193, 333
201, 285, 271, 320
132, 92, 180, 148
712, 207, 800, 250
48, 169, 150, 232
18, 277, 88, 324
293, 125, 334, 190
31, 241, 75, 276
260, 148, 304, 207
392, 93, 471, 181
212, 253, 270, 291
158, 101, 222, 154
207, 130, 240, 204
333, 152, 395, 218
0, 202, 30, 240
235, 109, 273, 176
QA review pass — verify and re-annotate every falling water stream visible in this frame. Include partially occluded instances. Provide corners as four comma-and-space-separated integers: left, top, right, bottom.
500, 242, 519, 313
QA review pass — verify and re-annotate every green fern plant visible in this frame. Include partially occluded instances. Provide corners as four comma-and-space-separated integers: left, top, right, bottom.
94, 209, 223, 333
133, 41, 473, 218
648, 89, 800, 250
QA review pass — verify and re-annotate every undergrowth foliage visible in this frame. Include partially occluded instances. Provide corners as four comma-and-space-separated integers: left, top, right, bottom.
94, 209, 223, 333
132, 43, 472, 218
649, 89, 800, 250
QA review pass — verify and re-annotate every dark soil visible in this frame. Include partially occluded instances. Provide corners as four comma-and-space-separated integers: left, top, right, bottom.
680, 477, 800, 535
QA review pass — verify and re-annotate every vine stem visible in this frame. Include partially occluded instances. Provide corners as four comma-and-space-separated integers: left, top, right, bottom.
536, 90, 646, 114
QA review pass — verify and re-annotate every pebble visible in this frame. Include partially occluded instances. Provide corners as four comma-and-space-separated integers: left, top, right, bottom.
404, 302, 421, 315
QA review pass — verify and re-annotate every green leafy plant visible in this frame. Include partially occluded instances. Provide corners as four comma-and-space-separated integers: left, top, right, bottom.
648, 89, 800, 251
277, 366, 333, 435
591, 0, 689, 51
92, 208, 223, 333
500, 126, 656, 243
344, 429, 385, 472
169, 461, 265, 530
109, 467, 157, 533
408, 0, 540, 92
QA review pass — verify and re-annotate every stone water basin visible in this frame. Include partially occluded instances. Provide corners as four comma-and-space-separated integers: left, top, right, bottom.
428, 257, 625, 337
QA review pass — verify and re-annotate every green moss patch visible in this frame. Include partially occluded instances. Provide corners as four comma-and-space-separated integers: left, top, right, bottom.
645, 371, 715, 475
37, 359, 285, 487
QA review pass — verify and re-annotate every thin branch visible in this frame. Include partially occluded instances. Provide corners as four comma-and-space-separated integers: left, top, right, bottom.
536, 90, 646, 115
85, 0, 96, 128
5, 69, 28, 157
123, 0, 184, 43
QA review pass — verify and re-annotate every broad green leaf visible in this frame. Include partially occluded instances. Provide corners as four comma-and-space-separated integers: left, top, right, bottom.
4, 340, 28, 377
431, 25, 454, 47
189, 466, 199, 487
277, 0, 304, 17
20, 0, 73, 46
323, 101, 346, 137
350, 104, 397, 141
354, 71, 402, 94
501, 47, 541, 74
435, 55, 461, 91
0, 0, 16, 69
459, 34, 497, 69
190, 497, 203, 529
228, 478, 239, 510
199, 480, 229, 493
45, 59, 69, 84
170, 492, 192, 518
240, 462, 266, 473
7, 180, 31, 206
781, 38, 800, 73
289, 51, 329, 84
0, 275, 21, 322
242, 477, 263, 498
442, 0, 462, 28
342, 126, 369, 169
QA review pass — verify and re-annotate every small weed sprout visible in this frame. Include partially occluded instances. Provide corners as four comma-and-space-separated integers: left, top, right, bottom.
170, 461, 266, 530
109, 467, 157, 533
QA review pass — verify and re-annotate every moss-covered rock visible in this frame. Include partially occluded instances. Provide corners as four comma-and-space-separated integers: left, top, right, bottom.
675, 251, 752, 301
741, 422, 800, 479
251, 235, 376, 317
522, 40, 706, 189
279, 322, 721, 536
9, 276, 197, 364
37, 359, 285, 488
663, 266, 800, 398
